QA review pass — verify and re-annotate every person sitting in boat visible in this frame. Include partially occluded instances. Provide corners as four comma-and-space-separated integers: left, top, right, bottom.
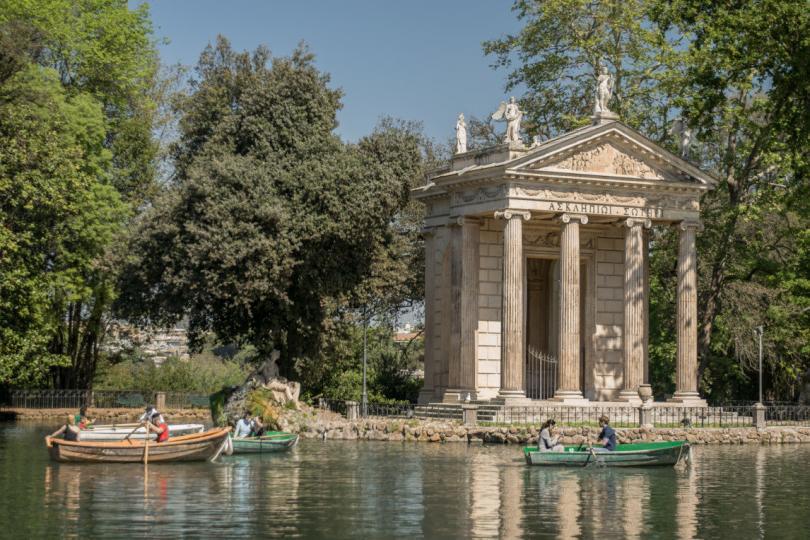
594, 415, 617, 452
74, 406, 94, 429
138, 405, 157, 423
250, 415, 267, 437
234, 412, 253, 438
539, 419, 564, 452
49, 415, 81, 442
146, 411, 170, 443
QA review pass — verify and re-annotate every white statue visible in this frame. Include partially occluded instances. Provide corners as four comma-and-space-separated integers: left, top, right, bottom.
669, 117, 693, 158
595, 64, 614, 115
455, 113, 467, 154
492, 96, 523, 144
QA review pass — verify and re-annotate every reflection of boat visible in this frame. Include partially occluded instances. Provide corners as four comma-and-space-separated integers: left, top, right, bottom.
230, 432, 299, 454
524, 441, 690, 467
46, 428, 231, 463
77, 423, 205, 441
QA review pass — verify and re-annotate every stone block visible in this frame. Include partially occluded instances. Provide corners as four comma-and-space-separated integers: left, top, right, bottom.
597, 287, 615, 300
478, 332, 498, 347
478, 359, 500, 374
605, 275, 623, 287
480, 282, 497, 296
597, 262, 614, 275
605, 300, 623, 313
480, 256, 498, 270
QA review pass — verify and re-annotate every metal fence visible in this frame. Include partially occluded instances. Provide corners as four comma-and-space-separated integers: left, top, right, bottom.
365, 402, 416, 418
765, 404, 810, 426
488, 406, 640, 427
9, 389, 210, 409
651, 406, 754, 428
525, 347, 558, 400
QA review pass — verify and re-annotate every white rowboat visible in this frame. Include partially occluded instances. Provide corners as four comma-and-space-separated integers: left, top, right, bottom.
76, 423, 205, 441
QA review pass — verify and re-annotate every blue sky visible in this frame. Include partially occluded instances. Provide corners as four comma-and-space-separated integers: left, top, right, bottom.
141, 0, 523, 143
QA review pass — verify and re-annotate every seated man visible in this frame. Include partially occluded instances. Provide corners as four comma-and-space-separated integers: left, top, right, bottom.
593, 415, 617, 452
234, 412, 253, 438
146, 411, 170, 443
49, 415, 81, 442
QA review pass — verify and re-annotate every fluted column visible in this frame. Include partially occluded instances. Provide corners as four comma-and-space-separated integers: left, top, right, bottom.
670, 220, 705, 404
495, 210, 531, 402
444, 216, 479, 402
418, 228, 437, 404
619, 218, 651, 403
554, 213, 588, 403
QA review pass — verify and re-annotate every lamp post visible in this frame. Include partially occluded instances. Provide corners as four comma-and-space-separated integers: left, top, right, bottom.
362, 306, 368, 417
755, 326, 764, 404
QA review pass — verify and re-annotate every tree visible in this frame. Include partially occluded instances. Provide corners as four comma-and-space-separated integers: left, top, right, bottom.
0, 0, 158, 388
116, 38, 428, 380
486, 0, 810, 400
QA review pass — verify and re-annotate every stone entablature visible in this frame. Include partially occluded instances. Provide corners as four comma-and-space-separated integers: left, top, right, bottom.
414, 118, 715, 406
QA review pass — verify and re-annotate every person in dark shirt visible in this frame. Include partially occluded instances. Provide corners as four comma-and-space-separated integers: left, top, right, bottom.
594, 415, 617, 452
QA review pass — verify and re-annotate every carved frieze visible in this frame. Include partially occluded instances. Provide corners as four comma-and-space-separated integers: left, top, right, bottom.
513, 184, 699, 212
451, 185, 507, 206
524, 230, 595, 249
533, 143, 665, 180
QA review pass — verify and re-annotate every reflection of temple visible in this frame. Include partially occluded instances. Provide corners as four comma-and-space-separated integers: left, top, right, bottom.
414, 115, 715, 406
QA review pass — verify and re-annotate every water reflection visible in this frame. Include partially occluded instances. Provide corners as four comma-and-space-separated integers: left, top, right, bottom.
2, 427, 805, 538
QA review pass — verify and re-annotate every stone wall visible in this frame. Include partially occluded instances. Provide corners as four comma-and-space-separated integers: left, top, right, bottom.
593, 232, 626, 400
295, 417, 810, 445
1, 407, 209, 422
477, 217, 503, 399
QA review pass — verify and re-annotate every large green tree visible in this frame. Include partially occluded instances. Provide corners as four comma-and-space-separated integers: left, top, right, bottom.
116, 38, 428, 380
486, 0, 809, 400
0, 0, 158, 388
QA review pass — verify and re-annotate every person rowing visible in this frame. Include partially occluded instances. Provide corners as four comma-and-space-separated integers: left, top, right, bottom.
539, 419, 564, 452
145, 411, 170, 443
592, 415, 617, 452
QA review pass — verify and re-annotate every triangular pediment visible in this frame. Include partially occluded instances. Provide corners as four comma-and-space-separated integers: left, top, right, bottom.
537, 141, 666, 179
507, 123, 716, 187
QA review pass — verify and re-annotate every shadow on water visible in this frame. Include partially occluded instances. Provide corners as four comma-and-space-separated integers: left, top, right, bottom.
2, 422, 810, 538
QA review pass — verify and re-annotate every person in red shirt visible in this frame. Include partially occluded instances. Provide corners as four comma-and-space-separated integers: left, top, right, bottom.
147, 411, 170, 443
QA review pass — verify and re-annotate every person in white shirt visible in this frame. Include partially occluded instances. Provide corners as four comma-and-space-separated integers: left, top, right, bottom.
539, 419, 564, 452
234, 412, 253, 438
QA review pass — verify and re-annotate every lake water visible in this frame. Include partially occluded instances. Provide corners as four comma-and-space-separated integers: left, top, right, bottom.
1, 422, 809, 539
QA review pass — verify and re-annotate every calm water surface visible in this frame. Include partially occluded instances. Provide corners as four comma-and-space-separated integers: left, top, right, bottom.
1, 422, 809, 539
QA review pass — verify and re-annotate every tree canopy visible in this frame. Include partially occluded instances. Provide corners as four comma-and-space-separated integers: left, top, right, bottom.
116, 38, 428, 378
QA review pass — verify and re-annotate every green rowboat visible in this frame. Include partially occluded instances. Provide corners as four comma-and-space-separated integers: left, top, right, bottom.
524, 441, 690, 467
230, 432, 299, 454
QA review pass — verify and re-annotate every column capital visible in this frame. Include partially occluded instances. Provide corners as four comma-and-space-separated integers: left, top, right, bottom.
557, 213, 588, 225
675, 219, 703, 232
494, 209, 531, 221
619, 217, 652, 229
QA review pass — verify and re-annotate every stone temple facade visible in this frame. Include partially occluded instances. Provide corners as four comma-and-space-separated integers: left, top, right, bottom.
412, 115, 715, 406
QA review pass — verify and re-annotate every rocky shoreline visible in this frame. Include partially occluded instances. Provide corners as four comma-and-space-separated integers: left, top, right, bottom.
280, 412, 810, 445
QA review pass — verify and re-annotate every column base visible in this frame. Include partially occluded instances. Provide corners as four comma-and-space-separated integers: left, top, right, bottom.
441, 389, 476, 403
616, 389, 642, 406
667, 392, 707, 406
491, 389, 533, 406
551, 390, 590, 405
417, 388, 436, 405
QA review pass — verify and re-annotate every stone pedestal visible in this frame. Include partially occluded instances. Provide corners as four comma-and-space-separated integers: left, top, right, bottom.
155, 391, 166, 411
346, 401, 359, 421
753, 402, 767, 430
553, 214, 588, 404
495, 210, 531, 403
618, 218, 650, 404
638, 404, 654, 429
462, 404, 478, 427
670, 221, 706, 405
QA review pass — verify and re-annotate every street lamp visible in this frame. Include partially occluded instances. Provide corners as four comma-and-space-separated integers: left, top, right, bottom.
755, 326, 764, 404
362, 306, 368, 417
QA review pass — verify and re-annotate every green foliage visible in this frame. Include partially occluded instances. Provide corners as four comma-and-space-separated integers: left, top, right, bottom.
94, 352, 249, 395
296, 321, 424, 403
116, 38, 428, 377
0, 0, 158, 389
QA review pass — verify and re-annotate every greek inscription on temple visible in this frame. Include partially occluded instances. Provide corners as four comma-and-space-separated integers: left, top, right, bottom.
546, 200, 664, 218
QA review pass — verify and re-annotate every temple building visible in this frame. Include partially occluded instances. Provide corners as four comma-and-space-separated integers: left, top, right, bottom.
413, 110, 715, 406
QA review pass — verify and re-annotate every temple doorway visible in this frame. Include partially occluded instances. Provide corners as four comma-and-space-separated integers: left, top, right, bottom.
526, 258, 587, 399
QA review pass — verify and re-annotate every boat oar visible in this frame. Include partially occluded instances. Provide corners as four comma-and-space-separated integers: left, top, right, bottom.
124, 422, 146, 443
143, 423, 150, 465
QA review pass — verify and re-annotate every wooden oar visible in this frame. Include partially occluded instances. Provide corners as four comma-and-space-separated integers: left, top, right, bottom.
143, 423, 150, 465
124, 422, 145, 443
